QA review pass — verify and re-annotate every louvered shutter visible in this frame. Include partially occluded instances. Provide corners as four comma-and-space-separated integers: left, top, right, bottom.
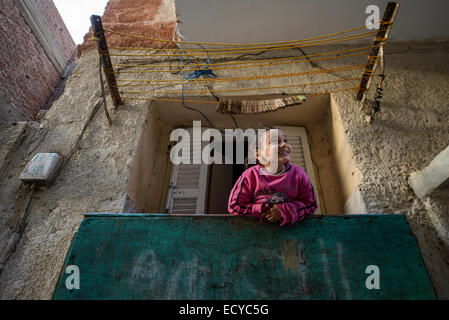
277, 126, 321, 214
165, 128, 208, 214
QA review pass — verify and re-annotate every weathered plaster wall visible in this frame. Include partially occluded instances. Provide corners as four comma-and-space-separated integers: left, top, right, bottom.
0, 122, 43, 255
0, 51, 148, 299
327, 95, 362, 207
307, 120, 345, 214
126, 106, 172, 212
329, 42, 449, 297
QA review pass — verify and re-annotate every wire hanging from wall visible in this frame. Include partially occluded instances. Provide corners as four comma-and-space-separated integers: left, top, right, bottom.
173, 23, 220, 129
95, 20, 395, 110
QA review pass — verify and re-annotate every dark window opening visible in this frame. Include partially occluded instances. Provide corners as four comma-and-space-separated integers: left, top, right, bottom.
206, 139, 248, 214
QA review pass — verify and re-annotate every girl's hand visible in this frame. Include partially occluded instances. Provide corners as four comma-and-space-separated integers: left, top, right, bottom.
263, 204, 283, 223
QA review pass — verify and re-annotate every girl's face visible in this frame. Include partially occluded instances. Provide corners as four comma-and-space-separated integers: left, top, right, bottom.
256, 129, 292, 166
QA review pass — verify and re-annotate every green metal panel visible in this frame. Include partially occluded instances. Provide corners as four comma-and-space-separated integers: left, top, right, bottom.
52, 214, 436, 300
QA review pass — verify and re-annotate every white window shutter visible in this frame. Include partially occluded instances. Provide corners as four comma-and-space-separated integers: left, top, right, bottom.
165, 128, 208, 214
277, 126, 321, 215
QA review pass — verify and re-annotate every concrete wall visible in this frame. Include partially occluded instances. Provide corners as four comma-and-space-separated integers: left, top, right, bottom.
0, 0, 75, 120
0, 50, 148, 299
327, 94, 363, 210
176, 0, 449, 44
126, 105, 173, 212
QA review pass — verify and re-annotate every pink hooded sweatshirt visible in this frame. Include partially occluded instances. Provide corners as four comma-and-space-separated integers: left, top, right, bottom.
228, 162, 317, 226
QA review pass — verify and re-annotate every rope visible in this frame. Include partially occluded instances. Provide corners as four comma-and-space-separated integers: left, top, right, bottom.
0, 182, 36, 274
108, 30, 377, 52
112, 51, 371, 75
121, 97, 217, 104
184, 68, 218, 80
104, 24, 372, 47
120, 77, 362, 95
99, 23, 393, 109
101, 32, 377, 57
119, 86, 359, 104
114, 64, 369, 86
112, 45, 380, 69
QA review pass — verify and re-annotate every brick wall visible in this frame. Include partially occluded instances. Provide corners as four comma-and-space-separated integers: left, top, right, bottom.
0, 0, 75, 121
34, 0, 76, 61
78, 0, 177, 54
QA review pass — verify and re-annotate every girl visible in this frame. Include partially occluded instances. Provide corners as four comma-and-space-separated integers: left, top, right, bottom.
228, 128, 317, 226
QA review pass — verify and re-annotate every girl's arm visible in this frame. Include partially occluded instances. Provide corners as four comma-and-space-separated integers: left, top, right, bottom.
228, 175, 269, 220
277, 176, 317, 225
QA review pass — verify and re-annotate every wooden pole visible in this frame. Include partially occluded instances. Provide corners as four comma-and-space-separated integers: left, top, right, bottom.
90, 15, 122, 108
356, 2, 399, 102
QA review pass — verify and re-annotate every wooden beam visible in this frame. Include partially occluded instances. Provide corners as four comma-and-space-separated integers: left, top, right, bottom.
356, 2, 399, 102
90, 15, 122, 108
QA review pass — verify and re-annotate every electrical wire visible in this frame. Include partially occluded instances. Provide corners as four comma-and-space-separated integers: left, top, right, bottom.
112, 50, 372, 75
101, 32, 378, 57
112, 45, 380, 70
108, 30, 377, 52
119, 86, 360, 104
104, 24, 381, 47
